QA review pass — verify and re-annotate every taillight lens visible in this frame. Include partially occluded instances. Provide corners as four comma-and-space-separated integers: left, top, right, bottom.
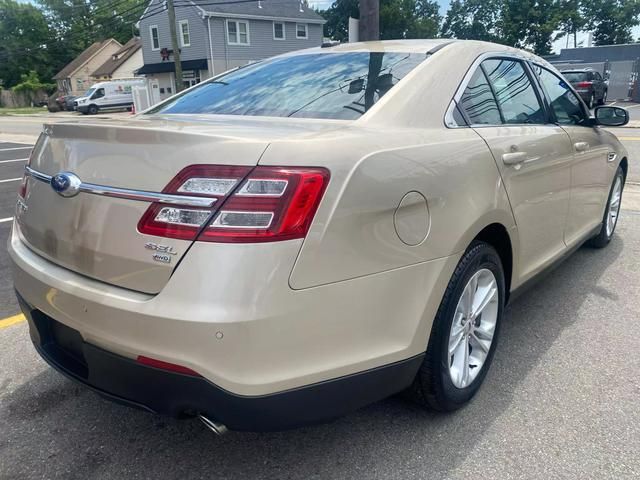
137, 165, 252, 240
576, 81, 592, 88
200, 167, 329, 243
137, 165, 330, 243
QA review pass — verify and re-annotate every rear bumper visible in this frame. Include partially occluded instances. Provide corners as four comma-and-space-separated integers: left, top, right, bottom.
19, 294, 423, 431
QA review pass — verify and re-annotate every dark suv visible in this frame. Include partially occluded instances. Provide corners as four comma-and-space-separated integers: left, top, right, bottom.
561, 69, 608, 109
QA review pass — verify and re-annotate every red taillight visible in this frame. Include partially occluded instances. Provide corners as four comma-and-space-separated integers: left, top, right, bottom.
576, 81, 592, 88
200, 167, 329, 243
137, 355, 201, 376
137, 165, 253, 240
18, 144, 36, 199
137, 165, 330, 243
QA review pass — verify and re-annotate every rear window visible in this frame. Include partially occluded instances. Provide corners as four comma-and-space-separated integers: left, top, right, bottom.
148, 52, 428, 120
562, 72, 588, 82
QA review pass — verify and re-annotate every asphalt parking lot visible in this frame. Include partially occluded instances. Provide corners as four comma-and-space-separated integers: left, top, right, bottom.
1, 132, 640, 479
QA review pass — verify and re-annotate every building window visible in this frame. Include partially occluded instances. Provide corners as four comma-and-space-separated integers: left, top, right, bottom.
296, 23, 308, 39
273, 22, 285, 40
150, 25, 160, 50
227, 20, 249, 45
179, 20, 190, 47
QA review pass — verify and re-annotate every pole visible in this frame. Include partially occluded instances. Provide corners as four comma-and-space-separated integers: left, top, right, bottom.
358, 0, 379, 42
167, 0, 184, 92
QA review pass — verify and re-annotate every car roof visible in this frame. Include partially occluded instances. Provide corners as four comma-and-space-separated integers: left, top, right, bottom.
290, 39, 528, 55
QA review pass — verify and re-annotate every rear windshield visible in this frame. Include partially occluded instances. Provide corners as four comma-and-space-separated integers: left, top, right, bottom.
562, 72, 588, 82
148, 52, 428, 120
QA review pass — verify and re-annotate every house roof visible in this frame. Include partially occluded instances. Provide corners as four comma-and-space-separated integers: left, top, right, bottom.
195, 0, 325, 23
53, 39, 121, 80
137, 58, 208, 75
92, 37, 142, 77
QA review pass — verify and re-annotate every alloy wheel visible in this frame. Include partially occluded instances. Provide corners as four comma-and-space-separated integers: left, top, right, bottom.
606, 174, 623, 237
448, 268, 499, 389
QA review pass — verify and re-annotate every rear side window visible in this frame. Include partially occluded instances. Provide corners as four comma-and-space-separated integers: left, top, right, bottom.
148, 52, 427, 120
458, 68, 501, 125
562, 72, 588, 83
534, 65, 589, 126
482, 59, 545, 124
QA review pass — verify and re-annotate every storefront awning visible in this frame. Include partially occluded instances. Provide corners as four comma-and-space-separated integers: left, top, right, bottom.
136, 59, 208, 75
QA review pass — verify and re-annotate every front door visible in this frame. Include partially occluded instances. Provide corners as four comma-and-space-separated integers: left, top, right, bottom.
457, 58, 574, 282
533, 65, 612, 246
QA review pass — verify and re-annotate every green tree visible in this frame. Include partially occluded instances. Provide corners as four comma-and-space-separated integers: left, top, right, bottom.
502, 0, 561, 55
36, 0, 144, 48
321, 0, 441, 41
440, 0, 506, 44
555, 0, 584, 48
581, 0, 640, 45
0, 0, 55, 88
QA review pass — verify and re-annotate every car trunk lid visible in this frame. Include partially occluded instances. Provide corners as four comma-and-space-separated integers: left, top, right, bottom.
16, 116, 342, 294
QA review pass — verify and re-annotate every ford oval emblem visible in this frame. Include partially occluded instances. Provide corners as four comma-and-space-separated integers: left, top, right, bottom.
51, 172, 82, 198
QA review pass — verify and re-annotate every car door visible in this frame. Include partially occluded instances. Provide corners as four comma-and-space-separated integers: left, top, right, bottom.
92, 87, 106, 106
456, 57, 574, 282
532, 64, 612, 247
594, 71, 605, 100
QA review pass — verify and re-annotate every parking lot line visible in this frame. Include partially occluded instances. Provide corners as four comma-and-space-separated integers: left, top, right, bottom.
0, 314, 25, 329
0, 178, 21, 183
0, 158, 29, 164
0, 147, 31, 152
0, 217, 14, 223
617, 137, 640, 141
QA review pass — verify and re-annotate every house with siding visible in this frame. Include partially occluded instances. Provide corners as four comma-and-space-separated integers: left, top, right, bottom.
53, 39, 122, 95
137, 0, 325, 100
91, 37, 143, 81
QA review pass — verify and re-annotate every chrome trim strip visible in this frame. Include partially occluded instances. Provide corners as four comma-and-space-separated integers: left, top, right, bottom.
24, 166, 216, 208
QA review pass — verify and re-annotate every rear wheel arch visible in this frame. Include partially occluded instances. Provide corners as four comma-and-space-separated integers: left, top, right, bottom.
472, 223, 513, 303
620, 157, 628, 181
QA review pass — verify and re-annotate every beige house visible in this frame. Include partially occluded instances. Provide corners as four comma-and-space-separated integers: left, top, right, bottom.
53, 39, 122, 95
91, 38, 143, 81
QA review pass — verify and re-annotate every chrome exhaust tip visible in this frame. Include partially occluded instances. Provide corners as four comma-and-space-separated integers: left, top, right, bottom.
198, 414, 229, 436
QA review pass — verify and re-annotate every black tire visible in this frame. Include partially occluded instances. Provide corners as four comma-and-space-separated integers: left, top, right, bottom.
88, 104, 99, 115
588, 166, 625, 248
406, 241, 505, 411
598, 90, 607, 106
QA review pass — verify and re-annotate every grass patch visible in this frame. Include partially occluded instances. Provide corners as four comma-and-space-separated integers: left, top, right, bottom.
0, 107, 48, 116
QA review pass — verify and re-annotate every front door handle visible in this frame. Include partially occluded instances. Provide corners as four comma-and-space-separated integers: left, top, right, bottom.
574, 142, 590, 152
502, 151, 527, 165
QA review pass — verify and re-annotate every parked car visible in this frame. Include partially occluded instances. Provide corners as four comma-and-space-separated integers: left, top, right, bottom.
53, 94, 76, 111
561, 69, 608, 109
10, 40, 629, 433
75, 78, 145, 114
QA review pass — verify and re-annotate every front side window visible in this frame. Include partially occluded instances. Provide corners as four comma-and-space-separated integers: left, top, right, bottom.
150, 25, 160, 50
227, 20, 249, 45
482, 59, 545, 124
179, 20, 190, 47
296, 23, 308, 39
92, 88, 105, 99
534, 65, 589, 126
458, 68, 501, 125
273, 22, 285, 40
148, 52, 427, 120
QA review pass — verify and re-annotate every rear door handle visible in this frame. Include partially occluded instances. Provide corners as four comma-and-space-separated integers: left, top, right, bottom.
502, 151, 527, 165
574, 142, 590, 152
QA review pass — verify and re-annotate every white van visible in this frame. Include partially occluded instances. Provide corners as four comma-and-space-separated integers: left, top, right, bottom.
76, 78, 146, 115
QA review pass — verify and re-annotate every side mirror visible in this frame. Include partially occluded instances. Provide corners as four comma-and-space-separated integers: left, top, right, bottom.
347, 78, 365, 94
594, 106, 629, 127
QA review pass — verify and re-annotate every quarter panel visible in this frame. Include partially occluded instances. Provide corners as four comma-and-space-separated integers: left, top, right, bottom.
285, 128, 515, 289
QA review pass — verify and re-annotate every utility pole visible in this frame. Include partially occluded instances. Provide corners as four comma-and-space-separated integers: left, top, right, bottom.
167, 0, 184, 92
358, 0, 379, 42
